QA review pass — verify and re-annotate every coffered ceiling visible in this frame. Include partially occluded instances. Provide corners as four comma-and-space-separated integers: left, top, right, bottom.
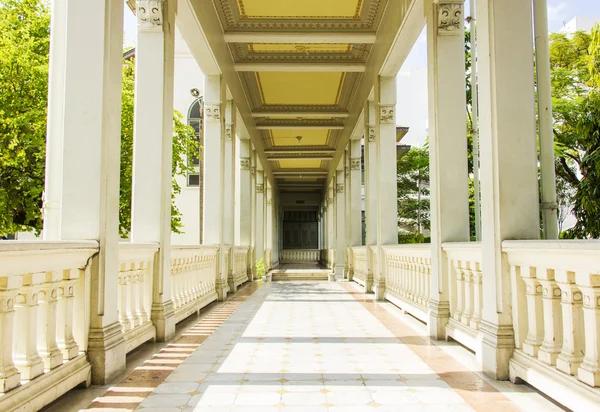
211, 0, 387, 193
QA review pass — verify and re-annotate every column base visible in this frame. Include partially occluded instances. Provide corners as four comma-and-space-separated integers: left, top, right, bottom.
578, 362, 600, 387
428, 299, 450, 340
0, 365, 21, 393
365, 273, 373, 293
87, 321, 126, 385
479, 320, 514, 380
228, 274, 237, 294
334, 264, 344, 279
373, 279, 386, 301
151, 300, 175, 342
14, 355, 44, 381
216, 279, 228, 302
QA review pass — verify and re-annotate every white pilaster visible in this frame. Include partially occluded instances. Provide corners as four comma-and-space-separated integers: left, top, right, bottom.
202, 74, 228, 300
255, 167, 265, 263
249, 150, 257, 279
239, 139, 252, 277
266, 183, 273, 269
344, 149, 352, 279
335, 169, 346, 278
43, 0, 126, 384
364, 100, 378, 292
327, 184, 336, 271
131, 0, 176, 342
224, 101, 236, 293
374, 76, 398, 300
476, 0, 540, 380
350, 140, 362, 247
426, 0, 470, 339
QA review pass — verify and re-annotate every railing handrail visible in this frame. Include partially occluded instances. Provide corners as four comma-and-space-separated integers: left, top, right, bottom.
442, 241, 482, 251
0, 240, 99, 277
503, 239, 600, 252
118, 242, 159, 263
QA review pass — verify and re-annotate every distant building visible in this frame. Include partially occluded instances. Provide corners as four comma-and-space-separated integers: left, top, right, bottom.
558, 16, 600, 34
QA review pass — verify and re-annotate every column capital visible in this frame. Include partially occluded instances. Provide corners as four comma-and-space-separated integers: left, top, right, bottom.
240, 157, 250, 170
225, 123, 233, 141
379, 105, 395, 124
436, 0, 464, 35
137, 0, 163, 29
251, 166, 256, 177
204, 103, 221, 121
368, 125, 376, 142
336, 184, 344, 194
350, 157, 361, 170
256, 184, 264, 194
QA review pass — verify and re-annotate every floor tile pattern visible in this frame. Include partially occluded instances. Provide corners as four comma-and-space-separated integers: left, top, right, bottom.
123, 281, 543, 412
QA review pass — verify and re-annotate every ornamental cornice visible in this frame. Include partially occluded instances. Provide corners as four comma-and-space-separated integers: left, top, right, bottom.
204, 103, 220, 121
255, 118, 346, 128
240, 157, 250, 170
137, 0, 163, 28
380, 105, 395, 124
437, 0, 463, 35
232, 43, 371, 63
351, 157, 361, 170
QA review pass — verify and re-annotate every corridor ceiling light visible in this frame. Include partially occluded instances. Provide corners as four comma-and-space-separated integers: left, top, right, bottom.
190, 88, 200, 98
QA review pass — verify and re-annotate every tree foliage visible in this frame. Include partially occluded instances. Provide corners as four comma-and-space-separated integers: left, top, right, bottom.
397, 146, 430, 236
0, 0, 50, 235
550, 27, 600, 238
0, 0, 199, 236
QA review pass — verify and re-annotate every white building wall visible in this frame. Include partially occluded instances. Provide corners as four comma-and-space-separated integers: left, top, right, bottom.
396, 68, 429, 148
171, 27, 205, 245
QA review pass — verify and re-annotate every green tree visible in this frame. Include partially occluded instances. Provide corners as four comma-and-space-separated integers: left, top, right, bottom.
397, 146, 430, 236
0, 0, 50, 235
0, 0, 199, 236
550, 27, 600, 238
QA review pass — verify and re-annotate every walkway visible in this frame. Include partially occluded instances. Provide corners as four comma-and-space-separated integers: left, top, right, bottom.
57, 282, 564, 412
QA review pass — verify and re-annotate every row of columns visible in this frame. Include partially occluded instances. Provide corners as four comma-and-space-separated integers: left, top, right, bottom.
41, 0, 279, 385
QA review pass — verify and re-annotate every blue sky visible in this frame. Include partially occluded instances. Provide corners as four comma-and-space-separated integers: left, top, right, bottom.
122, 0, 600, 64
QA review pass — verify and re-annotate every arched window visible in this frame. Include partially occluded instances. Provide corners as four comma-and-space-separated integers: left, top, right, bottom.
187, 97, 204, 187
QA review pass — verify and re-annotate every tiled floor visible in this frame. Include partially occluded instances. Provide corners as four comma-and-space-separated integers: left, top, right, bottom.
76, 280, 565, 412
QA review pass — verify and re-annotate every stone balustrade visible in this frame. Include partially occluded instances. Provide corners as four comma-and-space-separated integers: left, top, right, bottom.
0, 241, 96, 410
351, 246, 368, 287
381, 245, 431, 322
118, 243, 157, 353
170, 246, 219, 323
233, 247, 250, 289
443, 242, 483, 352
280, 249, 321, 264
504, 240, 600, 403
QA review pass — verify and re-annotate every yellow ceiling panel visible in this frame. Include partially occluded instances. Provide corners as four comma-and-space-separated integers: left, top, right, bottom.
271, 129, 329, 146
284, 178, 318, 182
257, 72, 344, 105
249, 44, 352, 53
278, 160, 323, 169
238, 0, 362, 19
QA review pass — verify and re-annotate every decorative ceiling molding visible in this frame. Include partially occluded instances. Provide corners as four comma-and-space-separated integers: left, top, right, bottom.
213, 0, 384, 30
264, 147, 336, 154
252, 110, 349, 118
235, 62, 366, 72
223, 32, 377, 44
231, 43, 371, 63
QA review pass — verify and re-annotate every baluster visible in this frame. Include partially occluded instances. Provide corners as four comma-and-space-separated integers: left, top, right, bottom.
576, 273, 600, 387
118, 270, 130, 331
0, 277, 21, 393
470, 266, 482, 330
401, 257, 408, 297
127, 271, 140, 328
37, 273, 63, 370
522, 267, 544, 357
537, 269, 563, 366
462, 263, 474, 326
136, 267, 148, 324
555, 270, 584, 375
56, 274, 79, 360
419, 260, 426, 305
13, 278, 44, 380
454, 265, 464, 322
425, 260, 431, 306
510, 264, 528, 350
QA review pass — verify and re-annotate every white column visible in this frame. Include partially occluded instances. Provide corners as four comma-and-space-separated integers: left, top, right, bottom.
255, 167, 265, 262
335, 169, 346, 278
374, 76, 399, 300
130, 0, 176, 342
426, 0, 470, 339
476, 0, 540, 380
239, 139, 252, 278
327, 184, 336, 270
364, 101, 378, 293
250, 151, 257, 279
350, 139, 362, 272
266, 183, 273, 269
224, 101, 236, 293
344, 149, 352, 279
203, 75, 228, 300
42, 0, 125, 384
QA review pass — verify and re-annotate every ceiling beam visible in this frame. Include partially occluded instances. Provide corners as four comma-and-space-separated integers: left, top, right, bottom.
264, 148, 335, 155
273, 171, 328, 176
256, 124, 344, 130
252, 111, 349, 118
235, 63, 366, 72
223, 32, 377, 44
267, 155, 334, 161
